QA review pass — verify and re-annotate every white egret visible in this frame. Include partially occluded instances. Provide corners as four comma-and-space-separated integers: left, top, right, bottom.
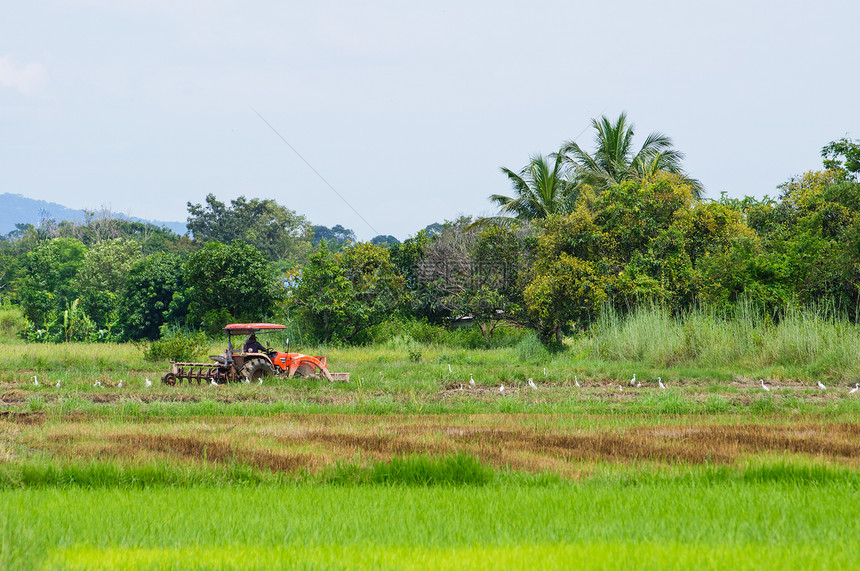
145, 377, 152, 387
470, 374, 475, 388
618, 385, 623, 392
93, 381, 102, 387
818, 381, 827, 391
851, 383, 859, 394
658, 377, 666, 390
760, 379, 770, 392
636, 382, 641, 388
499, 384, 505, 394
55, 380, 61, 388
528, 378, 537, 389
630, 373, 636, 386
118, 380, 123, 389
258, 378, 263, 385
210, 378, 218, 386
574, 376, 581, 388
448, 364, 452, 373
33, 376, 39, 386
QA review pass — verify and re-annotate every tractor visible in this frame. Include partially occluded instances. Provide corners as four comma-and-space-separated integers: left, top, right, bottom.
161, 323, 349, 385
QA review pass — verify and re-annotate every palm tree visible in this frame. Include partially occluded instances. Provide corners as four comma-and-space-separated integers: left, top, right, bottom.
560, 112, 703, 198
476, 153, 576, 227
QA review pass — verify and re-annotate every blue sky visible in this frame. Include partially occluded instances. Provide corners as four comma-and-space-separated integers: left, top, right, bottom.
2, 1, 858, 240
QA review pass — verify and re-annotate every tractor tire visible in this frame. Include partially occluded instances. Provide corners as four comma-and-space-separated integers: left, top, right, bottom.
294, 363, 316, 378
242, 358, 274, 383
162, 373, 176, 386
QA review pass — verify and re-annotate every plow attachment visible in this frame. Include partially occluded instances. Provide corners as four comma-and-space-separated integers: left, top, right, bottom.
161, 362, 235, 385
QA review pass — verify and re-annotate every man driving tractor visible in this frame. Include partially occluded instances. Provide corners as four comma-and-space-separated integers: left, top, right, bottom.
243, 333, 266, 353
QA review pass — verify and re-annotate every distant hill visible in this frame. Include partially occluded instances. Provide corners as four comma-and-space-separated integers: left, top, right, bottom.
0, 193, 187, 236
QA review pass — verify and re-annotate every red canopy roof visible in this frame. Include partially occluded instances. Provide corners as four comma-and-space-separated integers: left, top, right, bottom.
224, 323, 286, 335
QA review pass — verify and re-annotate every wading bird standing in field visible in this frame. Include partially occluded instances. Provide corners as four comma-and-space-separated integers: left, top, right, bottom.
630, 373, 637, 386
636, 381, 641, 388
760, 379, 770, 392
448, 364, 452, 373
499, 384, 505, 394
851, 383, 859, 394
575, 376, 581, 387
145, 377, 152, 387
32, 376, 38, 386
470, 374, 475, 388
118, 380, 123, 389
818, 381, 827, 391
658, 377, 666, 389
543, 368, 547, 376
529, 378, 537, 389
618, 385, 623, 392
210, 378, 217, 386
55, 380, 61, 388
93, 381, 101, 387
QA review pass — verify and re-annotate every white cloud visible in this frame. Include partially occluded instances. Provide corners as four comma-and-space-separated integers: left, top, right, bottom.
0, 55, 48, 95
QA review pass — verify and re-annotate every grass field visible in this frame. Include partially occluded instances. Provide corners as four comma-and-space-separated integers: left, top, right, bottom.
4, 476, 860, 570
3, 307, 860, 569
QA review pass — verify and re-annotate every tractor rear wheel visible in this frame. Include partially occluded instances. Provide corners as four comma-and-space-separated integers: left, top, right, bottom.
242, 358, 274, 382
162, 373, 176, 386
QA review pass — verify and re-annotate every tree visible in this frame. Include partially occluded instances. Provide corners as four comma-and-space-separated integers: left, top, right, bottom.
560, 112, 703, 198
415, 220, 528, 337
118, 253, 185, 340
371, 235, 400, 247
821, 137, 860, 181
74, 239, 142, 330
183, 241, 283, 332
289, 242, 406, 343
481, 153, 576, 225
523, 210, 608, 343
16, 238, 87, 328
187, 194, 314, 264
313, 224, 356, 250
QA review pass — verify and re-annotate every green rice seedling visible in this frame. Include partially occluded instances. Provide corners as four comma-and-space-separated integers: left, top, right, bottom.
5, 477, 860, 570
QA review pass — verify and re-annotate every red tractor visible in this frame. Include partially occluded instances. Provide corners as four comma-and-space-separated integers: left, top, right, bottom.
161, 323, 349, 385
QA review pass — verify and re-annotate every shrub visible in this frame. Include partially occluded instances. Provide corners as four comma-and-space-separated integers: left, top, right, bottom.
0, 306, 27, 341
145, 327, 210, 362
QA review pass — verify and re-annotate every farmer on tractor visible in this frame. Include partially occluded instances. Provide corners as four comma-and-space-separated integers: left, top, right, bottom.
243, 333, 266, 354
161, 323, 349, 385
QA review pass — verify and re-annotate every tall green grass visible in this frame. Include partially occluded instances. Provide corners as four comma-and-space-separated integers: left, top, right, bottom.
585, 303, 860, 378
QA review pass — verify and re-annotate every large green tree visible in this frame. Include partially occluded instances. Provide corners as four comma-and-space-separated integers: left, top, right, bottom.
187, 194, 314, 265
289, 242, 406, 343
183, 241, 283, 332
16, 238, 87, 329
118, 253, 186, 340
821, 137, 860, 181
560, 112, 704, 198
74, 239, 142, 330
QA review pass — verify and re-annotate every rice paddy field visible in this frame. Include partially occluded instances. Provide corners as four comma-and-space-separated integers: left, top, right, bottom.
3, 308, 860, 569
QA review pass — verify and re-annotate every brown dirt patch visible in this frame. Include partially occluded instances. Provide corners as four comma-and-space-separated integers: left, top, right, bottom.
0, 410, 45, 425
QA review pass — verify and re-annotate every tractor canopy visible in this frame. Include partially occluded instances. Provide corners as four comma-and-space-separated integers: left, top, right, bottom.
224, 323, 287, 336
